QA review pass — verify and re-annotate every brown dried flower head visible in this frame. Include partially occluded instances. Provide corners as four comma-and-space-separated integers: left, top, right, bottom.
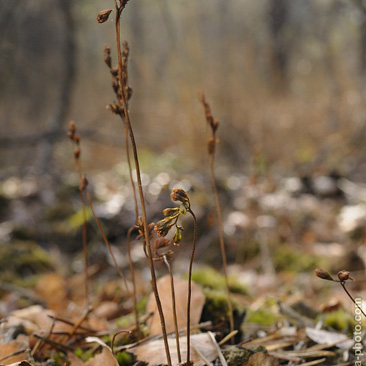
171, 188, 189, 204
315, 268, 334, 282
154, 217, 177, 238
97, 9, 112, 24
338, 270, 354, 282
163, 207, 180, 217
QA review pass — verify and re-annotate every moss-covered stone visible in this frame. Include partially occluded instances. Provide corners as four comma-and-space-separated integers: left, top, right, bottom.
0, 241, 54, 280
222, 346, 253, 366
245, 308, 280, 327
274, 244, 324, 273
116, 351, 133, 366
200, 288, 245, 340
321, 308, 357, 335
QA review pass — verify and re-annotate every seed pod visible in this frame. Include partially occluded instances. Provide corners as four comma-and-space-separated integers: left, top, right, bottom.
69, 121, 76, 133
163, 207, 180, 217
315, 268, 334, 282
211, 119, 219, 133
104, 46, 112, 68
97, 9, 112, 23
173, 227, 182, 246
74, 147, 81, 159
67, 131, 74, 140
171, 188, 189, 204
338, 270, 354, 282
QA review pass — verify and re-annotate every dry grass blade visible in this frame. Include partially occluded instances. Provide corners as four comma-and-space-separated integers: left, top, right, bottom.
207, 331, 227, 366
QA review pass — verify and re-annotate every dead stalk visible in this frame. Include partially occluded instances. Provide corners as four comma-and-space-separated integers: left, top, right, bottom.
209, 155, 234, 335
199, 92, 234, 336
186, 208, 197, 364
113, 2, 172, 365
162, 255, 182, 363
68, 122, 89, 306
127, 225, 139, 331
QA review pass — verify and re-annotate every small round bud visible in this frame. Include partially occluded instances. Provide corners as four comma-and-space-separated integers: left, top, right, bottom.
338, 270, 354, 282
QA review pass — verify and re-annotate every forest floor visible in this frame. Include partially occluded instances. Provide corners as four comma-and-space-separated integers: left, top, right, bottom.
0, 171, 366, 366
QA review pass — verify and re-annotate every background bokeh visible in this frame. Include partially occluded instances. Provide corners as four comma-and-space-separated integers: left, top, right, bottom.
2, 0, 366, 179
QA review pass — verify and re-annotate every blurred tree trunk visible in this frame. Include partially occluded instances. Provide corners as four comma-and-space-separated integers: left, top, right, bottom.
355, 0, 366, 78
268, 0, 289, 92
37, 0, 75, 174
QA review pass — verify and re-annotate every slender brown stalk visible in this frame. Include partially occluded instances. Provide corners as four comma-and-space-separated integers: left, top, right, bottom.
127, 225, 139, 331
209, 155, 234, 335
68, 122, 89, 306
123, 117, 140, 332
111, 330, 131, 354
113, 2, 172, 365
340, 282, 366, 317
186, 208, 197, 365
162, 255, 182, 363
85, 189, 129, 294
199, 91, 234, 335
79, 185, 89, 306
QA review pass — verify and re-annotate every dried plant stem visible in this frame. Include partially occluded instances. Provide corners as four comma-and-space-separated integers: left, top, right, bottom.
123, 116, 139, 221
122, 120, 140, 332
187, 208, 198, 364
209, 155, 234, 335
86, 189, 129, 294
113, 3, 172, 365
74, 157, 89, 306
111, 330, 131, 354
65, 305, 93, 341
340, 282, 366, 317
162, 255, 182, 363
127, 225, 139, 331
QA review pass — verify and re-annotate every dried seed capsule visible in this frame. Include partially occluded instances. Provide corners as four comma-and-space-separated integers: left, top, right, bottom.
104, 46, 112, 68
74, 147, 81, 159
171, 188, 189, 203
315, 268, 334, 282
338, 270, 354, 282
97, 9, 112, 23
